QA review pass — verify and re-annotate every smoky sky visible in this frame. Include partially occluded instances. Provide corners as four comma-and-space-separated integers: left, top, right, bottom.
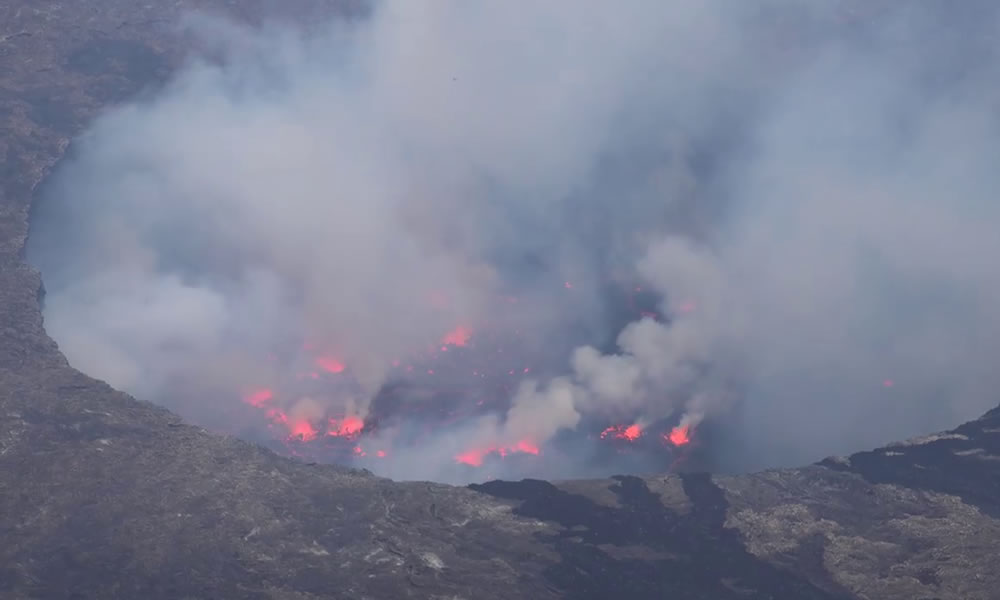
27, 0, 1000, 482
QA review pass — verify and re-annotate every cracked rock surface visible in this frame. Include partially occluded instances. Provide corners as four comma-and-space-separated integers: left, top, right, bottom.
1, 1, 999, 598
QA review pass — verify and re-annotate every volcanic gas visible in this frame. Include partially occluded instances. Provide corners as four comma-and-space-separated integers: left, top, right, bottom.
226, 280, 700, 479
31, 1, 1000, 485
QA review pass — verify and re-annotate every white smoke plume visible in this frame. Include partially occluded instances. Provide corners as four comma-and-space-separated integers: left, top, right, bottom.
28, 0, 1000, 481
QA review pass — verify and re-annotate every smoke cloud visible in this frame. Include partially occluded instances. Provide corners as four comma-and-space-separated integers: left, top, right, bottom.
28, 1, 1000, 481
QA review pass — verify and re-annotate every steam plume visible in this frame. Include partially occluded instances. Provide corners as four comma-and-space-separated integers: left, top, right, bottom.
28, 1, 1000, 481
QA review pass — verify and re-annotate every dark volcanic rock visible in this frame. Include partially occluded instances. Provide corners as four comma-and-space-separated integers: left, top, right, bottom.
820, 406, 1000, 519
471, 475, 851, 599
2, 1, 1000, 598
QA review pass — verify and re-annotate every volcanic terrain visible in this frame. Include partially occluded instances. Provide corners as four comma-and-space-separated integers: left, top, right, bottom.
2, 1, 1000, 599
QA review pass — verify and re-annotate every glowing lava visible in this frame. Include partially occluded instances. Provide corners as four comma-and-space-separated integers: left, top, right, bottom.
315, 356, 346, 374
243, 388, 342, 444
288, 419, 318, 441
600, 423, 642, 441
667, 425, 691, 446
243, 388, 273, 408
455, 440, 539, 467
328, 415, 364, 438
234, 279, 701, 474
442, 326, 472, 347
514, 440, 540, 455
455, 449, 489, 467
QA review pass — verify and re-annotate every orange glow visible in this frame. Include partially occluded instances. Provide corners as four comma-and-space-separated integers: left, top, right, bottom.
315, 356, 345, 374
515, 440, 540, 455
266, 408, 288, 424
288, 419, 318, 441
455, 440, 539, 466
442, 326, 472, 347
600, 423, 642, 441
328, 415, 364, 438
243, 388, 273, 408
667, 425, 691, 446
455, 449, 487, 467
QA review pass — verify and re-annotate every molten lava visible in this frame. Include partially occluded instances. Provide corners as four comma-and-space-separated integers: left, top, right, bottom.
455, 449, 489, 467
288, 419, 318, 441
601, 423, 642, 441
667, 425, 691, 446
455, 439, 539, 467
233, 277, 702, 475
328, 415, 364, 438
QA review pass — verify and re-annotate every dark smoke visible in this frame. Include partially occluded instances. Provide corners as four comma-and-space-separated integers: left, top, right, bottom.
28, 1, 1000, 482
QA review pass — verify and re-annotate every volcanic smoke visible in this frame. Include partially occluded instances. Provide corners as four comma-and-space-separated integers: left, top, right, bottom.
27, 1, 1000, 482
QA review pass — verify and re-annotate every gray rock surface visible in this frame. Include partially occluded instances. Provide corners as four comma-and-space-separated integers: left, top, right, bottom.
2, 1, 998, 598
